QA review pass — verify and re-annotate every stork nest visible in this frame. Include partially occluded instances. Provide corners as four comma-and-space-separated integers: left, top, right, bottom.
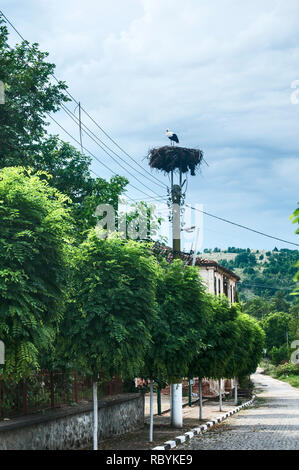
148, 146, 203, 175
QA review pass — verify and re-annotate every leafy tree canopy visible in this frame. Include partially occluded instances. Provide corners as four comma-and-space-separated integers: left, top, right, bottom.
187, 295, 238, 380
60, 233, 159, 381
0, 167, 73, 380
143, 259, 209, 383
260, 311, 293, 352
0, 20, 68, 164
227, 311, 265, 378
0, 20, 128, 236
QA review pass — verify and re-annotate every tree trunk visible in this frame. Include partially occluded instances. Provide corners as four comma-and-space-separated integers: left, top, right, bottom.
219, 378, 222, 412
234, 376, 238, 405
188, 379, 192, 407
199, 378, 203, 420
157, 387, 162, 415
149, 380, 154, 442
170, 383, 183, 428
93, 381, 98, 450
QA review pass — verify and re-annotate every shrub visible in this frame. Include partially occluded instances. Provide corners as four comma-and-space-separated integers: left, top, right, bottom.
275, 362, 299, 377
270, 345, 290, 366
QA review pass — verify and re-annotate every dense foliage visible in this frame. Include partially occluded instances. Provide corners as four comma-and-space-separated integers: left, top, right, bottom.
0, 20, 68, 165
0, 21, 265, 392
187, 296, 236, 380
217, 249, 298, 301
142, 259, 209, 383
0, 167, 73, 380
60, 233, 159, 381
187, 299, 264, 381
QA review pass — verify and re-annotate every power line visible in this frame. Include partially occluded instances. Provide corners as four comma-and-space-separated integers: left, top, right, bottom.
3, 10, 298, 249
60, 103, 167, 193
74, 101, 84, 155
187, 205, 299, 248
239, 282, 295, 292
0, 11, 168, 202
0, 10, 167, 191
48, 114, 165, 201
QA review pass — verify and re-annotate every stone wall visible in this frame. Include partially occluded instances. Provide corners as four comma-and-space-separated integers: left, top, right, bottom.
0, 393, 144, 450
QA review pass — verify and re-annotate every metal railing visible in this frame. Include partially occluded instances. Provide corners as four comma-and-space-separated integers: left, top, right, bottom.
0, 371, 123, 418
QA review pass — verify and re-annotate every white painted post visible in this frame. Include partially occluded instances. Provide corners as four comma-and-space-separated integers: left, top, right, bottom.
219, 378, 222, 412
171, 383, 183, 428
170, 383, 173, 424
93, 381, 98, 450
149, 380, 154, 442
234, 377, 238, 405
199, 378, 203, 420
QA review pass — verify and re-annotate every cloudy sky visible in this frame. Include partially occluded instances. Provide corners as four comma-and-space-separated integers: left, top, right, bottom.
2, 0, 299, 250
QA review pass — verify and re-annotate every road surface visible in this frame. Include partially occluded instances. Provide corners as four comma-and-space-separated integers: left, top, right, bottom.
180, 369, 299, 450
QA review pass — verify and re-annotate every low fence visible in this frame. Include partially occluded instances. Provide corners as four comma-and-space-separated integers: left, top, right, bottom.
0, 371, 123, 419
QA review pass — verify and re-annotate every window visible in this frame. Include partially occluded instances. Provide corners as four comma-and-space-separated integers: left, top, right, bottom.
223, 278, 228, 297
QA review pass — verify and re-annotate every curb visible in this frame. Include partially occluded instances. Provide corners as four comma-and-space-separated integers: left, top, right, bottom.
146, 397, 207, 420
152, 395, 255, 451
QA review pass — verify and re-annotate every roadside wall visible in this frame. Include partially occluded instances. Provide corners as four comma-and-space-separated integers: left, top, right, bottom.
0, 393, 144, 450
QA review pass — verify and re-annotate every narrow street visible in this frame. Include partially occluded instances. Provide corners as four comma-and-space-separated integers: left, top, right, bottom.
180, 369, 299, 450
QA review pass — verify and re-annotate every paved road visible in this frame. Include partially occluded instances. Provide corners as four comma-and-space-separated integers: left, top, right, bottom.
181, 369, 299, 450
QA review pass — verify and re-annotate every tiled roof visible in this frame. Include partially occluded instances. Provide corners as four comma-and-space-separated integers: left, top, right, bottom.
152, 242, 240, 281
195, 258, 240, 281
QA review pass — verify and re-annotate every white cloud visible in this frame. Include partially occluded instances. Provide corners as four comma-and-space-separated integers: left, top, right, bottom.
2, 0, 299, 248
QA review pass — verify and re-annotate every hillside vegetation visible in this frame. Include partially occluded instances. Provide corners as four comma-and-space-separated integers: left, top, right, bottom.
200, 247, 299, 367
200, 247, 299, 302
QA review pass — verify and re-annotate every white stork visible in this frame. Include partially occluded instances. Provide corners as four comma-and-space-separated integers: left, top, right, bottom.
166, 129, 179, 145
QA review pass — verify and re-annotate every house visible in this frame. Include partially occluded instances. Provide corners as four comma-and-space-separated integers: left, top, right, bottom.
151, 242, 240, 302
195, 258, 240, 302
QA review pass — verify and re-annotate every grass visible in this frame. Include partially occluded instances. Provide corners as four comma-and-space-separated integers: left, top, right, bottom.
278, 375, 299, 388
260, 359, 299, 388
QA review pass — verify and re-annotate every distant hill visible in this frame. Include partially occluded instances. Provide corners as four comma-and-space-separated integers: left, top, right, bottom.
198, 248, 299, 301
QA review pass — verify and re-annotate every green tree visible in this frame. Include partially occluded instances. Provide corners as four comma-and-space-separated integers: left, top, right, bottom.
243, 297, 271, 320
269, 292, 290, 313
34, 136, 128, 232
140, 258, 209, 432
0, 20, 128, 236
227, 311, 265, 378
234, 252, 257, 268
60, 233, 159, 449
187, 296, 238, 412
152, 259, 209, 427
0, 167, 73, 381
260, 312, 292, 355
151, 259, 208, 383
0, 20, 69, 165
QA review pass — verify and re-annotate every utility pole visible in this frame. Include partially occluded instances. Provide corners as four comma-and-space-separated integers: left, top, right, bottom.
148, 140, 204, 430
170, 168, 183, 428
